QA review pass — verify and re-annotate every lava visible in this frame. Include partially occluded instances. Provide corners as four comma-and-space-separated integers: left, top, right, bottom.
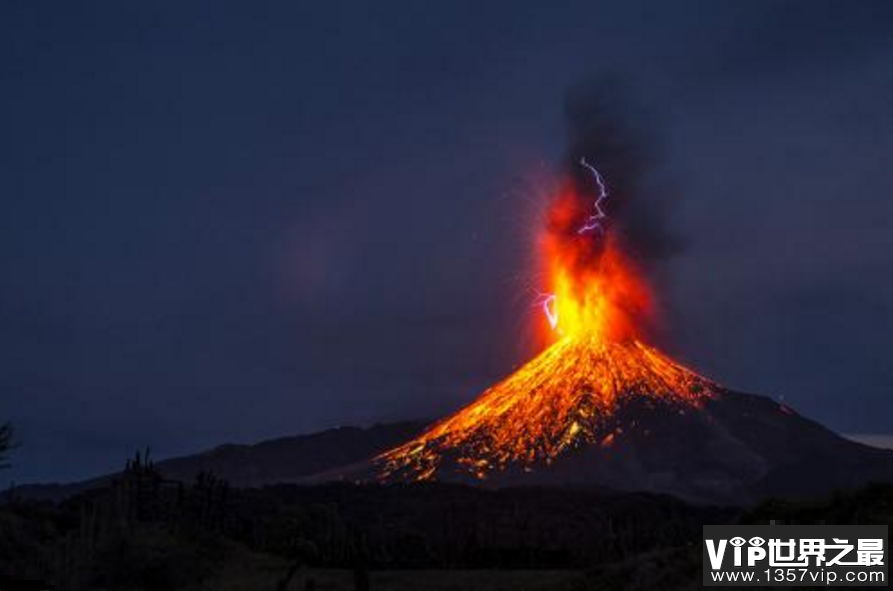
377, 164, 719, 482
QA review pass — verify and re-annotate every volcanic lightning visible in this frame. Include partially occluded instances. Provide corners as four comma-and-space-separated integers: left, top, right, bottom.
534, 292, 559, 330
377, 152, 720, 483
577, 157, 609, 235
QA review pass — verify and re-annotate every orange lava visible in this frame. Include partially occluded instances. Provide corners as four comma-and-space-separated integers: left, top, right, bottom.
377, 177, 718, 481
378, 337, 716, 480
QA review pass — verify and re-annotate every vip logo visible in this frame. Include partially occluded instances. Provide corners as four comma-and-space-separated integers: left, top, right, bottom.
703, 525, 888, 587
707, 534, 885, 569
707, 536, 770, 568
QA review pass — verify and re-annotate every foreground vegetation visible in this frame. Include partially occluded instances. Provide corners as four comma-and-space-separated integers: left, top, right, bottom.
1, 454, 890, 590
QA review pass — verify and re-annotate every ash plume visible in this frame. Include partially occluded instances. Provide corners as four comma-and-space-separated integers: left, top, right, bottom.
562, 78, 685, 265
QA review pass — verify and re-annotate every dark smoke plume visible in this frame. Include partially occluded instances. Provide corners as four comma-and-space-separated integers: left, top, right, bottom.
562, 77, 685, 265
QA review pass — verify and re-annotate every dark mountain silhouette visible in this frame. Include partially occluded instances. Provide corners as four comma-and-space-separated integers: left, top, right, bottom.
158, 420, 424, 486
14, 421, 425, 502
13, 391, 892, 507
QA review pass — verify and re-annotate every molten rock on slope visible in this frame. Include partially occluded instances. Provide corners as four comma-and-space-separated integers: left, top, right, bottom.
378, 338, 716, 482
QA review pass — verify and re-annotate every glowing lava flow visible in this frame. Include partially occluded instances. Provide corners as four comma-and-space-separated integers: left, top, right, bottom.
377, 162, 719, 482
379, 338, 716, 480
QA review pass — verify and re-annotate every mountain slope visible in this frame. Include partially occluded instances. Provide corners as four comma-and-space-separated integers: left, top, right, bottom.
158, 421, 424, 486
376, 387, 893, 504
14, 421, 425, 501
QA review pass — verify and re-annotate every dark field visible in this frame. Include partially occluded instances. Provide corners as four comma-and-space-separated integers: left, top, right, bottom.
2, 455, 891, 591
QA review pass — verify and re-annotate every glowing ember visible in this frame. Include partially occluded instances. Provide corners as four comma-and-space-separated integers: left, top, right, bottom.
377, 161, 719, 482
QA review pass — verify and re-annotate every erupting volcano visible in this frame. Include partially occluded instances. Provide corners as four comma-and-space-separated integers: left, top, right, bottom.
379, 160, 720, 482
372, 153, 893, 503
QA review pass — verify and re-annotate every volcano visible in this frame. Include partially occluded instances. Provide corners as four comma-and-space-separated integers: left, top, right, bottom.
372, 162, 893, 504
375, 337, 893, 504
378, 337, 717, 482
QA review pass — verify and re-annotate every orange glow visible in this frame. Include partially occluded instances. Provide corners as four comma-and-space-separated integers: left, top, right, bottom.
377, 176, 718, 482
540, 181, 653, 343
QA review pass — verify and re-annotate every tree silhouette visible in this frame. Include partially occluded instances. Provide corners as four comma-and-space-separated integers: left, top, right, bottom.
0, 422, 16, 469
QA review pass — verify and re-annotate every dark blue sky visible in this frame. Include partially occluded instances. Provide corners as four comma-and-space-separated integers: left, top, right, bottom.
2, 1, 891, 485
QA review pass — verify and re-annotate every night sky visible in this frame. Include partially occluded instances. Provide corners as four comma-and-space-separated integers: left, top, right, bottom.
2, 1, 892, 486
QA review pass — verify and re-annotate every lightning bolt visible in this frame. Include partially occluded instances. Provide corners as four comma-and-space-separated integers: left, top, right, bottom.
533, 292, 559, 330
577, 157, 608, 234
